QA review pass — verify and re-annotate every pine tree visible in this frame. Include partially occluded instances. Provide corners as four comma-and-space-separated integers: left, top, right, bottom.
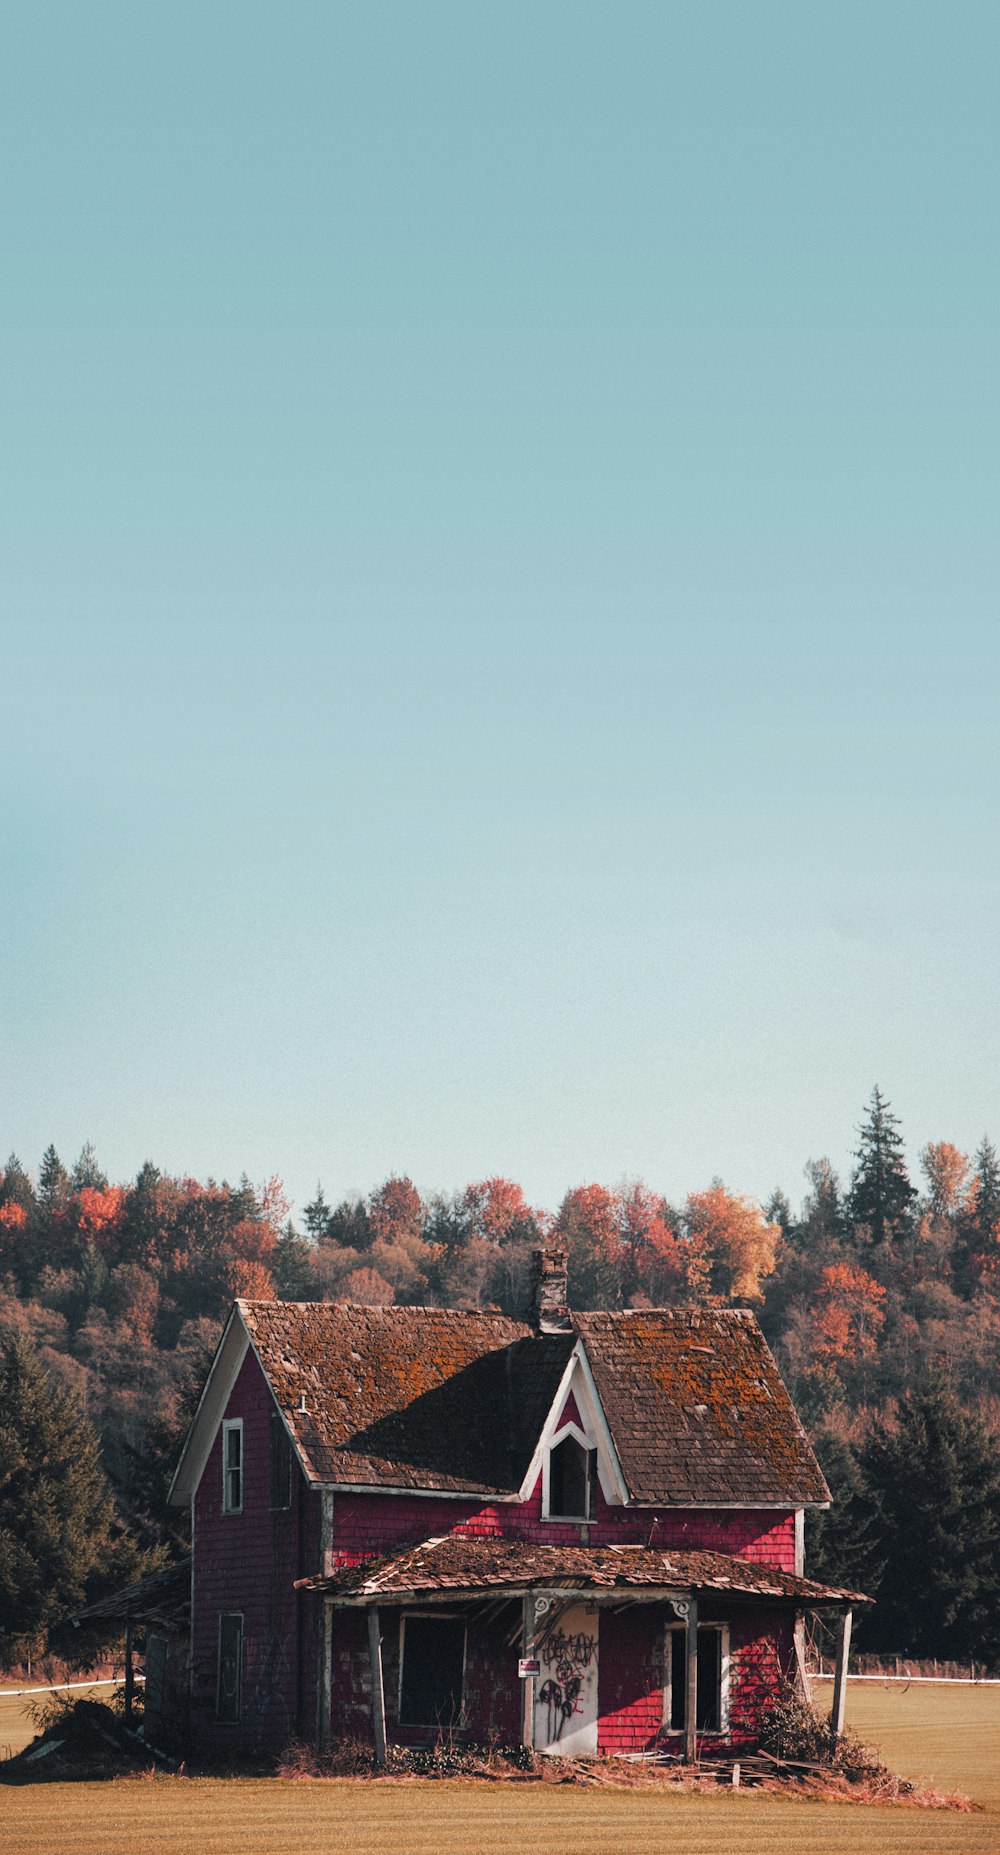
805, 1431, 883, 1606
36, 1145, 70, 1220
0, 1331, 153, 1658
847, 1088, 916, 1246
302, 1183, 333, 1242
272, 1224, 316, 1299
71, 1142, 107, 1192
0, 1155, 36, 1215
861, 1380, 1000, 1662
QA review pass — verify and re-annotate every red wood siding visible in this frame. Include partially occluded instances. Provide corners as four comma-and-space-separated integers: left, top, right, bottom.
192, 1348, 321, 1749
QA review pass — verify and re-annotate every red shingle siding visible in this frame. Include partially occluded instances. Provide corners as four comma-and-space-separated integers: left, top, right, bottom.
192, 1348, 321, 1749
330, 1484, 796, 1569
597, 1608, 664, 1753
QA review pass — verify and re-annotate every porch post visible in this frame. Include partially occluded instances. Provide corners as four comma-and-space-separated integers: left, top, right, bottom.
317, 1600, 333, 1752
684, 1595, 698, 1765
521, 1595, 535, 1750
830, 1608, 852, 1736
793, 1612, 812, 1702
367, 1605, 387, 1768
123, 1621, 134, 1723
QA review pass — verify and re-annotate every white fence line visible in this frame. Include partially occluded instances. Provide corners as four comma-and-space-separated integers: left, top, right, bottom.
811, 1673, 1000, 1686
0, 1677, 145, 1699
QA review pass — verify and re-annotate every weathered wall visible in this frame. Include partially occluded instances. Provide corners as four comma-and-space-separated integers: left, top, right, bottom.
192, 1348, 321, 1751
328, 1602, 522, 1748
330, 1483, 796, 1569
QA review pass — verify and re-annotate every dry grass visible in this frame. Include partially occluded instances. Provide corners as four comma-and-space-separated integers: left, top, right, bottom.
1, 1683, 996, 1855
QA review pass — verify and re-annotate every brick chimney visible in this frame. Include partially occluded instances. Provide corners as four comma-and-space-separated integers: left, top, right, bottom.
529, 1247, 571, 1334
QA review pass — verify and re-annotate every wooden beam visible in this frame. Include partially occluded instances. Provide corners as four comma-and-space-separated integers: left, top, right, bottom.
368, 1605, 387, 1768
793, 1613, 812, 1703
521, 1595, 535, 1750
830, 1608, 852, 1736
684, 1595, 698, 1765
123, 1621, 134, 1723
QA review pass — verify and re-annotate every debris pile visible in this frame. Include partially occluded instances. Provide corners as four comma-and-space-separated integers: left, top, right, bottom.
0, 1699, 177, 1785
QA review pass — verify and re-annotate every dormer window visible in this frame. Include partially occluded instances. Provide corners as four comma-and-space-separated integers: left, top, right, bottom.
545, 1429, 597, 1521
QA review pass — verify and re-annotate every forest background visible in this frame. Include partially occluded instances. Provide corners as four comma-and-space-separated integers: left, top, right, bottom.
2, 1085, 999, 1671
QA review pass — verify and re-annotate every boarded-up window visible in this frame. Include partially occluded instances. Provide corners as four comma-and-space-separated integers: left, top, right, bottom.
666, 1625, 725, 1732
270, 1409, 292, 1510
398, 1616, 465, 1727
145, 1634, 167, 1716
216, 1612, 243, 1722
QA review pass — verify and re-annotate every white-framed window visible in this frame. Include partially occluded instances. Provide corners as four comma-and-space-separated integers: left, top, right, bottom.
216, 1611, 244, 1722
543, 1423, 597, 1521
663, 1621, 729, 1734
397, 1612, 467, 1728
222, 1418, 243, 1514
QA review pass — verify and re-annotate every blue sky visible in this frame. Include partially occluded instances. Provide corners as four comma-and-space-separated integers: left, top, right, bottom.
2, 4, 997, 1219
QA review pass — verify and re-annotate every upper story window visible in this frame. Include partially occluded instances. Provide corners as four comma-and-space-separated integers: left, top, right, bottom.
269, 1409, 292, 1511
222, 1418, 243, 1513
545, 1430, 597, 1521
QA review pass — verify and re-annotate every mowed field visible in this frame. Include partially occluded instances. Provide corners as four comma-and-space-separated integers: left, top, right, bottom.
1, 1681, 997, 1855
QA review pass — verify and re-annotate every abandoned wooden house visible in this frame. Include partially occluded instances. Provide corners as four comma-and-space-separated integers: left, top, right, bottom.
157, 1248, 862, 1760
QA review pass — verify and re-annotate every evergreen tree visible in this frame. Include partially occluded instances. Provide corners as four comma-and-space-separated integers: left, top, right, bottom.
0, 1331, 153, 1658
272, 1224, 316, 1299
37, 1145, 71, 1220
972, 1135, 1000, 1236
71, 1142, 107, 1192
847, 1088, 916, 1246
302, 1184, 333, 1242
861, 1380, 1000, 1663
805, 1431, 883, 1607
0, 1155, 36, 1215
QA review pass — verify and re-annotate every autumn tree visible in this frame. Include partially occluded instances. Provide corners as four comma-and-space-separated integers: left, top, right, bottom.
684, 1185, 778, 1302
920, 1141, 973, 1222
553, 1184, 621, 1308
847, 1088, 916, 1247
616, 1182, 684, 1306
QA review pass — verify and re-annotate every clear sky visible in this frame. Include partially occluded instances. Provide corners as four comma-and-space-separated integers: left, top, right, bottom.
2, 3, 997, 1221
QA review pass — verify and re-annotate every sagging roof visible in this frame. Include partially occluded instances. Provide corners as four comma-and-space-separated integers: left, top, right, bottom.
299, 1537, 867, 1608
226, 1298, 827, 1509
240, 1300, 573, 1495
72, 1557, 192, 1632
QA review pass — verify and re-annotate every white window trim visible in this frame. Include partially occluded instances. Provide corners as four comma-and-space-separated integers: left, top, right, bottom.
222, 1418, 243, 1515
663, 1621, 730, 1735
216, 1610, 244, 1723
542, 1419, 595, 1523
397, 1611, 468, 1728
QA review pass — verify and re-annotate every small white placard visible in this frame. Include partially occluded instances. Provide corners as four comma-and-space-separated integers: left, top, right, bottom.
518, 1657, 540, 1678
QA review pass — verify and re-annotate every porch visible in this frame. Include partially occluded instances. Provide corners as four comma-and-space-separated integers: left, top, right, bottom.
298, 1538, 865, 1762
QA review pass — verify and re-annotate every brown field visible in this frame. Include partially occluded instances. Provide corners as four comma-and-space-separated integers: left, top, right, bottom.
1, 1681, 997, 1855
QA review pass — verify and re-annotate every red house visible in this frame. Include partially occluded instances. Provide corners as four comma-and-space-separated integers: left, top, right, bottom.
167, 1250, 862, 1762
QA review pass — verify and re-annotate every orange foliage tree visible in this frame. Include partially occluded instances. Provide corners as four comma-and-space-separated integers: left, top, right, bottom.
684, 1185, 778, 1302
811, 1262, 886, 1366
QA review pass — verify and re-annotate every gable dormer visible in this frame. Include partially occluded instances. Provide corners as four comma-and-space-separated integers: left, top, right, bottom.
525, 1342, 628, 1520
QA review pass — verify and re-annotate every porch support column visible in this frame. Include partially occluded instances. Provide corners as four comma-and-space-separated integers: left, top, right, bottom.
367, 1605, 387, 1768
684, 1594, 699, 1765
317, 1600, 333, 1753
123, 1621, 134, 1723
521, 1595, 535, 1750
793, 1612, 812, 1703
830, 1608, 852, 1737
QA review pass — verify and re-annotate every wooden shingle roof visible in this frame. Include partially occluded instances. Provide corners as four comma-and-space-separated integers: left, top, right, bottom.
238, 1298, 828, 1508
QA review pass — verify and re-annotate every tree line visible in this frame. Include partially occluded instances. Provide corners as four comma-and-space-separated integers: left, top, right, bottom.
1, 1089, 999, 1666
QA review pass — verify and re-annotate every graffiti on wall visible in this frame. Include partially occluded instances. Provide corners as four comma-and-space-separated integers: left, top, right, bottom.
536, 1624, 598, 1743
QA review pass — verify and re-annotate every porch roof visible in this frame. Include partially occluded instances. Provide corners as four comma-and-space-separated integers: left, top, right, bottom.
71, 1556, 192, 1632
298, 1537, 867, 1608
